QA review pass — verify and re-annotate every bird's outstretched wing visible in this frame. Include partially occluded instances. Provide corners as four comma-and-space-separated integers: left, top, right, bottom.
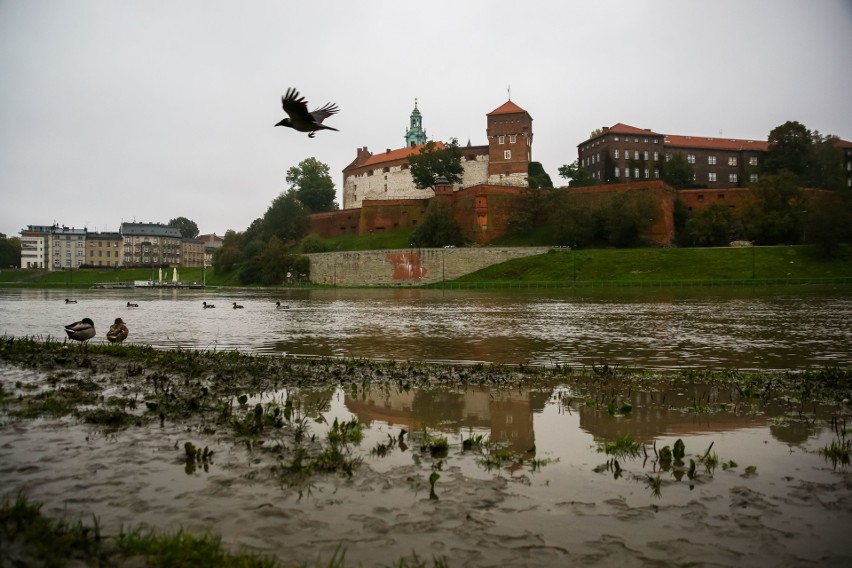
281, 88, 314, 125
310, 102, 339, 125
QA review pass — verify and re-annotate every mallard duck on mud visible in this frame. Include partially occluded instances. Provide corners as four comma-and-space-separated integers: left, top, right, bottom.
64, 318, 95, 346
106, 318, 129, 344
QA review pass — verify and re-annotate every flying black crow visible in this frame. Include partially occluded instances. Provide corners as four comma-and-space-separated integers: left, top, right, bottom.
275, 88, 339, 138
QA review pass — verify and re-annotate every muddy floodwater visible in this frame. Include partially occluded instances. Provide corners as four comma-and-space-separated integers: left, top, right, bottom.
1, 285, 852, 369
1, 286, 852, 566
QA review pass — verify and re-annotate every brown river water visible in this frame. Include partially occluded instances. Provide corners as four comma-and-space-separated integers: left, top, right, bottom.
1, 286, 852, 566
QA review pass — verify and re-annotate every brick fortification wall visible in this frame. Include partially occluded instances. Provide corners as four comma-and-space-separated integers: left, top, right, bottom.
307, 247, 550, 286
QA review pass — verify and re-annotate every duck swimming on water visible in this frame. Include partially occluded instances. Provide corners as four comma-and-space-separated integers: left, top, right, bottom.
65, 299, 77, 304
203, 302, 215, 309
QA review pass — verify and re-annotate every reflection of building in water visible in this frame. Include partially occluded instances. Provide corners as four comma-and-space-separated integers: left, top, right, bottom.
576, 387, 821, 445
345, 387, 550, 453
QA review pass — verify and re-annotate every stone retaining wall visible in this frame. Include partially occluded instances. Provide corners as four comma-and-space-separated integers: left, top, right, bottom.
307, 247, 550, 286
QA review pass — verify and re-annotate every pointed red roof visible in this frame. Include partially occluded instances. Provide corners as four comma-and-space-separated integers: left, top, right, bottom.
488, 100, 527, 116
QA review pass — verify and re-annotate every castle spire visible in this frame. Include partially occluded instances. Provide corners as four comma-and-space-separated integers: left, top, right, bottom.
404, 98, 427, 147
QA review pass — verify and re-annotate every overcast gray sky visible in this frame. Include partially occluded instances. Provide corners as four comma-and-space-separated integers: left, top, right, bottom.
2, 0, 851, 239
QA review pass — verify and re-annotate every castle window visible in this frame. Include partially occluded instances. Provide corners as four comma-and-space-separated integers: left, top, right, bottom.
709, 172, 717, 182
644, 168, 649, 178
509, 134, 517, 143
687, 154, 696, 164
614, 149, 620, 159
729, 173, 738, 183
750, 173, 758, 183
498, 135, 505, 144
634, 150, 639, 160
665, 153, 672, 162
614, 167, 620, 177
654, 152, 659, 161
644, 151, 649, 160
624, 168, 630, 178
750, 157, 759, 166
654, 169, 659, 178
614, 136, 619, 141
634, 168, 640, 178
504, 150, 511, 159
708, 155, 716, 165
728, 157, 738, 166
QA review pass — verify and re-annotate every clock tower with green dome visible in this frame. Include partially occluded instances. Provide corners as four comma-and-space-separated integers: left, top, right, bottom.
404, 99, 427, 147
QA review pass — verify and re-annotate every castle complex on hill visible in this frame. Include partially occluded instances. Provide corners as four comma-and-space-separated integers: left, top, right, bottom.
341, 99, 534, 209
313, 97, 851, 247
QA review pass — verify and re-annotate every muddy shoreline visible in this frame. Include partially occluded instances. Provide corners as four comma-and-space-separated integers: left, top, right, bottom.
2, 338, 852, 567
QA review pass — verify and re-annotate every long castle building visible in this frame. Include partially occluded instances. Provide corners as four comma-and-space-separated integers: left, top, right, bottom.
342, 99, 533, 209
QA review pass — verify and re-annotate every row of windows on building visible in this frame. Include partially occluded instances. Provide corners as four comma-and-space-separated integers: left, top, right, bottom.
497, 135, 518, 144
609, 167, 758, 184
583, 152, 760, 167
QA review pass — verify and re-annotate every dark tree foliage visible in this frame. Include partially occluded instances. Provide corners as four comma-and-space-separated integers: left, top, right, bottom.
803, 191, 852, 256
0, 236, 20, 268
285, 157, 338, 213
764, 121, 813, 181
661, 153, 696, 189
527, 161, 554, 189
600, 192, 657, 247
557, 160, 596, 187
509, 187, 556, 233
212, 230, 245, 273
552, 196, 599, 248
742, 171, 807, 245
168, 217, 200, 239
408, 139, 464, 190
262, 191, 310, 243
809, 132, 846, 190
410, 201, 465, 247
682, 203, 737, 247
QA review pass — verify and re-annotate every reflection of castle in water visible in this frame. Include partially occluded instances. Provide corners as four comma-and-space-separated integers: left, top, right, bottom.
344, 387, 551, 452
575, 387, 824, 446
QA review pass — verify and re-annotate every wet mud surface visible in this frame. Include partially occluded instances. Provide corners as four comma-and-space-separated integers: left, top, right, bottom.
1, 343, 852, 567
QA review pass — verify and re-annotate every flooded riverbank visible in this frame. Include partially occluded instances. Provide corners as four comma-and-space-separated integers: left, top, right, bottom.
2, 285, 852, 370
1, 341, 851, 566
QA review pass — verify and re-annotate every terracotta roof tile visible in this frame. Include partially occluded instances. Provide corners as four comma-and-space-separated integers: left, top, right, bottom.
664, 135, 768, 152
834, 138, 852, 149
487, 100, 528, 116
359, 142, 445, 168
605, 123, 662, 137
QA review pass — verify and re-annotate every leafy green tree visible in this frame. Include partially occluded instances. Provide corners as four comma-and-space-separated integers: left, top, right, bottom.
410, 201, 465, 247
167, 217, 199, 239
408, 139, 464, 189
809, 132, 845, 190
600, 192, 657, 247
682, 203, 736, 247
285, 157, 338, 213
262, 191, 310, 243
0, 235, 20, 268
558, 160, 596, 187
553, 195, 599, 248
742, 171, 807, 245
212, 230, 244, 273
527, 162, 553, 189
661, 153, 695, 189
803, 191, 852, 256
764, 121, 813, 181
